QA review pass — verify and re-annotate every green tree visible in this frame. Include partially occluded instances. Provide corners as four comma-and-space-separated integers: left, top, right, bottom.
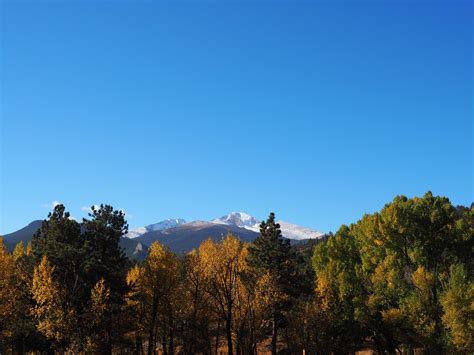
440, 264, 474, 353
81, 204, 130, 352
351, 192, 467, 353
30, 204, 130, 351
248, 212, 300, 354
82, 204, 129, 298
311, 225, 366, 353
32, 205, 86, 309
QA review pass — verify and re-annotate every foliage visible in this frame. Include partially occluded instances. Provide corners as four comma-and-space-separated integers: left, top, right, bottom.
1, 193, 472, 354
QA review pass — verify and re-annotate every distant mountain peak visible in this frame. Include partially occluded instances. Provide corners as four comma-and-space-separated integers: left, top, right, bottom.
212, 212, 261, 231
126, 218, 186, 238
276, 221, 324, 240
125, 212, 325, 242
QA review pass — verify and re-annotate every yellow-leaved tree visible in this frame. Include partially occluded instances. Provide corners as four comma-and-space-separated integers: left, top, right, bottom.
126, 241, 180, 355
31, 255, 73, 351
86, 278, 112, 353
180, 250, 214, 353
198, 234, 248, 355
440, 264, 474, 353
0, 237, 19, 347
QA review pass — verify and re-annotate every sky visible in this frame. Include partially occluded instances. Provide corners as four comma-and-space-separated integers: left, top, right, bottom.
0, 0, 472, 235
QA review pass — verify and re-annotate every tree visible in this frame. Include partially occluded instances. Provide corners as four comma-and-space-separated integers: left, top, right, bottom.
311, 225, 366, 353
247, 212, 300, 354
0, 237, 20, 348
126, 264, 147, 354
10, 241, 43, 353
350, 192, 467, 352
31, 205, 86, 309
127, 241, 180, 355
30, 203, 130, 351
440, 264, 474, 353
180, 250, 214, 354
31, 256, 72, 351
199, 234, 248, 355
82, 204, 129, 298
86, 278, 113, 353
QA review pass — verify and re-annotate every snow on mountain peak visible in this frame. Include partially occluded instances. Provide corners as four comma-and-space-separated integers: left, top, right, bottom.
148, 218, 186, 231
277, 221, 324, 240
126, 213, 325, 241
212, 212, 261, 231
126, 218, 186, 238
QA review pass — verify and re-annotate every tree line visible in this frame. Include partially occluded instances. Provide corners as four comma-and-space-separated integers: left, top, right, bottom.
0, 192, 472, 354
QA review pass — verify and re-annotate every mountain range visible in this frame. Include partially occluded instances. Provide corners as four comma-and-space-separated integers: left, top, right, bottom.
127, 212, 324, 241
2, 212, 324, 259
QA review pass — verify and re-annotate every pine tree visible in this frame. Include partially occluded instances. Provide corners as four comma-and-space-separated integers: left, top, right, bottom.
31, 204, 86, 308
82, 204, 129, 299
82, 204, 130, 352
248, 212, 300, 354
30, 204, 130, 351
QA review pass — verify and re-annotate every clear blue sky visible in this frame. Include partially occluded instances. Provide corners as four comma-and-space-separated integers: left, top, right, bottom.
1, 0, 472, 235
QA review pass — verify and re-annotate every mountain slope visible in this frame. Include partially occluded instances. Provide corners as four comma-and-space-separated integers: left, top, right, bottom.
212, 212, 260, 231
277, 221, 324, 240
214, 212, 324, 240
2, 220, 146, 260
3, 220, 43, 246
136, 221, 259, 253
127, 218, 186, 238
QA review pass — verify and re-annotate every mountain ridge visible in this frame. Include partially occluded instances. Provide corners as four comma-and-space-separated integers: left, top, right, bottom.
2, 212, 325, 258
127, 212, 324, 241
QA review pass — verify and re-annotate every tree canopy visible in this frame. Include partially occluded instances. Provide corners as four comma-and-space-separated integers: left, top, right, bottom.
0, 193, 472, 354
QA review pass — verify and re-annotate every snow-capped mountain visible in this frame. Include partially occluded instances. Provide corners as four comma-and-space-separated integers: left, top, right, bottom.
277, 221, 324, 240
127, 218, 186, 238
212, 212, 260, 231
126, 213, 324, 242
213, 212, 324, 240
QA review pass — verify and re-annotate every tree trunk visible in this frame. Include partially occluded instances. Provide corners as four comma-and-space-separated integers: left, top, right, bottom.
215, 320, 220, 355
147, 318, 156, 355
226, 312, 233, 355
169, 329, 174, 354
147, 330, 154, 355
147, 294, 159, 355
135, 333, 144, 355
271, 311, 278, 355
162, 332, 168, 355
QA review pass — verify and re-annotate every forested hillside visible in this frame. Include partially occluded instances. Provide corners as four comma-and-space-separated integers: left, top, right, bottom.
0, 192, 472, 354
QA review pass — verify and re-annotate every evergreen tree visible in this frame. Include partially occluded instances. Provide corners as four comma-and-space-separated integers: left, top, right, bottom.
247, 212, 300, 354
82, 204, 129, 297
81, 204, 130, 353
31, 204, 86, 305
30, 204, 130, 351
30, 205, 86, 350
